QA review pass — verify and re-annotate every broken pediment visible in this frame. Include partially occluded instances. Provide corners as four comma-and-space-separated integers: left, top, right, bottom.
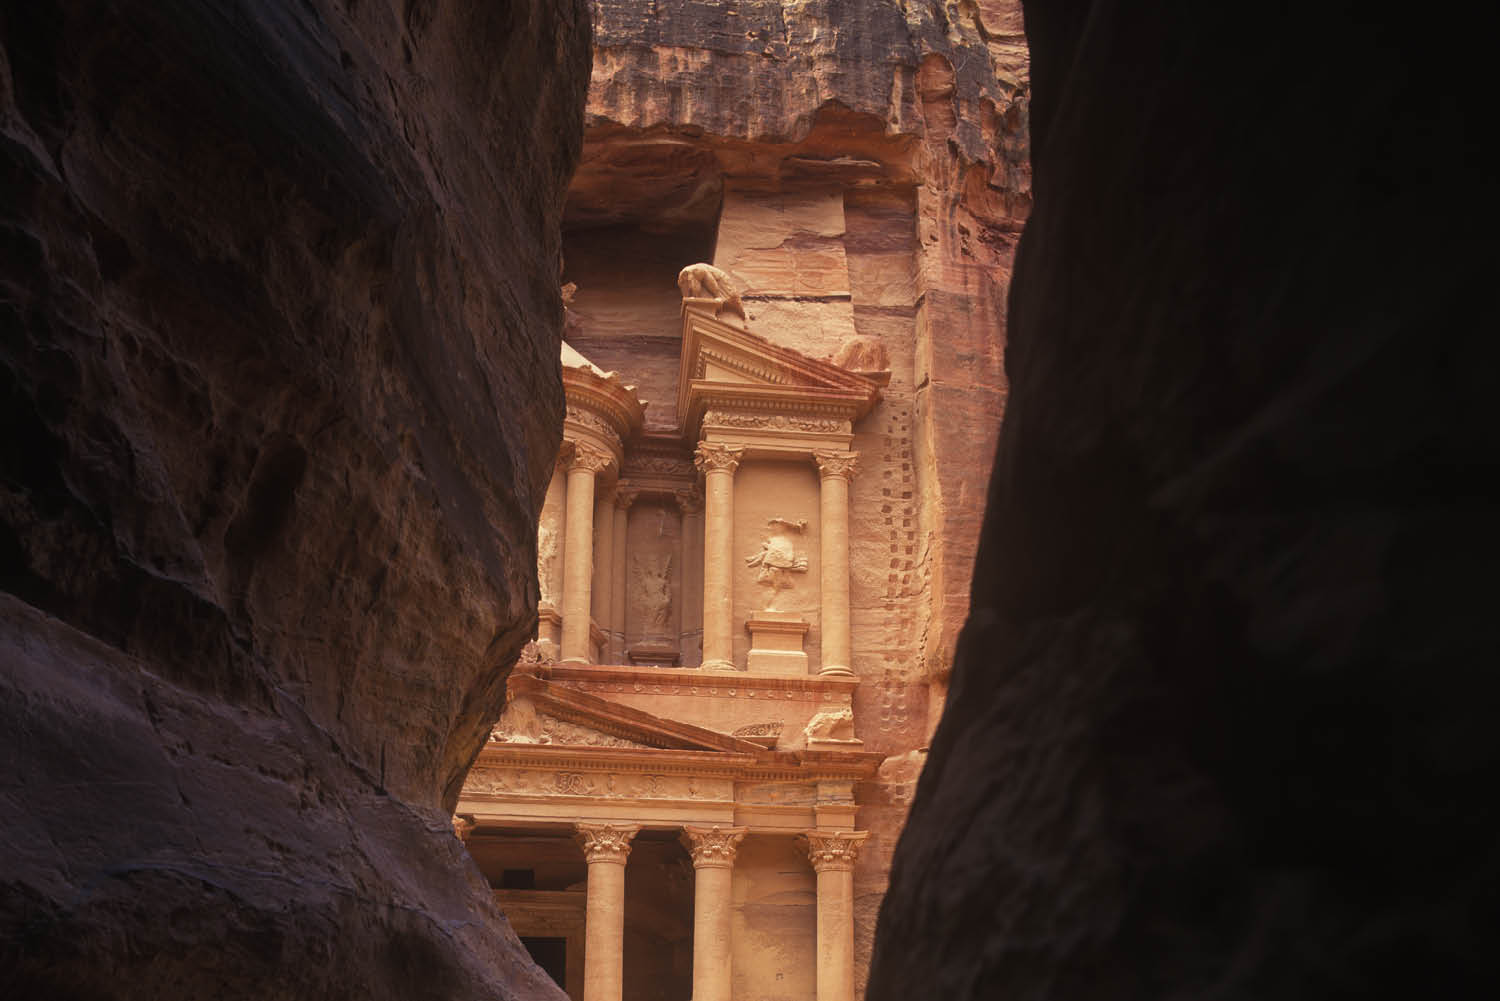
676, 282, 883, 439
492, 672, 766, 754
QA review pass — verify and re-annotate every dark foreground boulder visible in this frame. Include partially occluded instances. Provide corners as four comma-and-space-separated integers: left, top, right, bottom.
871, 2, 1495, 998
2, 2, 589, 997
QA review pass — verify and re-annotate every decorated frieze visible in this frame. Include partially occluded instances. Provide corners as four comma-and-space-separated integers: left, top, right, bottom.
703, 410, 851, 434
465, 766, 735, 803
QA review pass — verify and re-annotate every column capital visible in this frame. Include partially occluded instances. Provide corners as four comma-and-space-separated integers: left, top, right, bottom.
451, 814, 476, 843
554, 440, 577, 475
800, 830, 868, 872
694, 441, 745, 475
681, 825, 747, 868
812, 449, 859, 480
673, 488, 704, 515
576, 822, 640, 863
615, 484, 640, 510
569, 442, 614, 476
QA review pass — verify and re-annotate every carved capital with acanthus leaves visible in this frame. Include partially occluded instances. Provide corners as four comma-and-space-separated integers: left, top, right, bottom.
575, 822, 639, 864
568, 442, 614, 476
800, 830, 868, 872
694, 442, 745, 476
681, 825, 748, 869
674, 488, 704, 515
614, 485, 640, 510
813, 449, 859, 480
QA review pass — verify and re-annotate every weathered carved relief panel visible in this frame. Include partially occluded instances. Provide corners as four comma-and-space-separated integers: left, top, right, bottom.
490, 703, 653, 749
733, 461, 821, 671
625, 497, 684, 661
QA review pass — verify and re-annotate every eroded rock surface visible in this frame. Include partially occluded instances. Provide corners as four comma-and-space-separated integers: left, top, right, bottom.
1, 1, 588, 996
871, 2, 1493, 998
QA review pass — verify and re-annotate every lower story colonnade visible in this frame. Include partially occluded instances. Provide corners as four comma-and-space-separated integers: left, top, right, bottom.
456, 663, 882, 1001
552, 822, 868, 1001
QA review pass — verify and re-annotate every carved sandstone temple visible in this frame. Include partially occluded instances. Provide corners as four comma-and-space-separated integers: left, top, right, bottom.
457, 260, 894, 1001
453, 11, 1024, 990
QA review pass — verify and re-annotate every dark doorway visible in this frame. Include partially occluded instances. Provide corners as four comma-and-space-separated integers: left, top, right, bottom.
521, 936, 567, 991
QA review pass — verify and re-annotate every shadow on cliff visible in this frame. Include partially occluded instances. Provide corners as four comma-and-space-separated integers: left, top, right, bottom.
870, 1, 1496, 999
2, 1, 589, 997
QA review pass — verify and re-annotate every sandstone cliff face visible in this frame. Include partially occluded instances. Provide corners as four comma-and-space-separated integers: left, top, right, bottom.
565, 3, 1030, 993
1, 1, 588, 996
870, 2, 1494, 998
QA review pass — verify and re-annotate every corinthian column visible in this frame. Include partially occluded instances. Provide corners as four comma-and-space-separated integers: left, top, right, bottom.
576, 823, 640, 1001
682, 825, 748, 1001
803, 830, 868, 1001
694, 443, 744, 671
813, 450, 859, 676
610, 487, 636, 662
675, 488, 704, 666
562, 444, 612, 663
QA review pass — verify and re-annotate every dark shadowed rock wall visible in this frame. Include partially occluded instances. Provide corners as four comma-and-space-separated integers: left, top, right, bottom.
870, 2, 1495, 999
1, 1, 588, 997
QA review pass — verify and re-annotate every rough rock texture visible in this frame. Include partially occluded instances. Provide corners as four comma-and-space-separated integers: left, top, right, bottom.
870, 2, 1494, 999
565, 4, 1031, 992
1, 1, 588, 996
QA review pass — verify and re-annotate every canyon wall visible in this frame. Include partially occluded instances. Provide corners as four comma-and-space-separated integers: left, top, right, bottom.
870, 2, 1494, 998
564, 3, 1030, 992
1, 1, 588, 997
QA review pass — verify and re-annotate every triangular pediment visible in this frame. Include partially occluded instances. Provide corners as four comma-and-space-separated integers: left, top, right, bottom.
677, 299, 882, 436
490, 672, 764, 754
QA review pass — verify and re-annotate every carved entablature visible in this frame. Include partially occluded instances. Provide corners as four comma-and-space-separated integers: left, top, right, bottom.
703, 410, 852, 436
575, 823, 640, 863
800, 830, 869, 872
467, 767, 736, 804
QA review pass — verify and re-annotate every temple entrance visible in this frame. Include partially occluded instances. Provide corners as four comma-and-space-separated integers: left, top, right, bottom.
622, 831, 694, 1001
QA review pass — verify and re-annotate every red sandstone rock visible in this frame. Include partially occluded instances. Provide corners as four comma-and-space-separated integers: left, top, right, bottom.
0, 1, 588, 996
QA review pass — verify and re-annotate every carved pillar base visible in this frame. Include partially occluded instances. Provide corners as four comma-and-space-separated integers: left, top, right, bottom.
745, 612, 810, 675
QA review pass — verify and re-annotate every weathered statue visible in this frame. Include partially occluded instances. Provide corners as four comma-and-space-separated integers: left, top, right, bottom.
633, 553, 674, 637
745, 517, 809, 610
536, 524, 559, 607
677, 262, 746, 320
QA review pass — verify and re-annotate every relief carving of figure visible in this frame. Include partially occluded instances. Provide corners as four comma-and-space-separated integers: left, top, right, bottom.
745, 518, 809, 610
536, 524, 559, 607
633, 553, 674, 638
